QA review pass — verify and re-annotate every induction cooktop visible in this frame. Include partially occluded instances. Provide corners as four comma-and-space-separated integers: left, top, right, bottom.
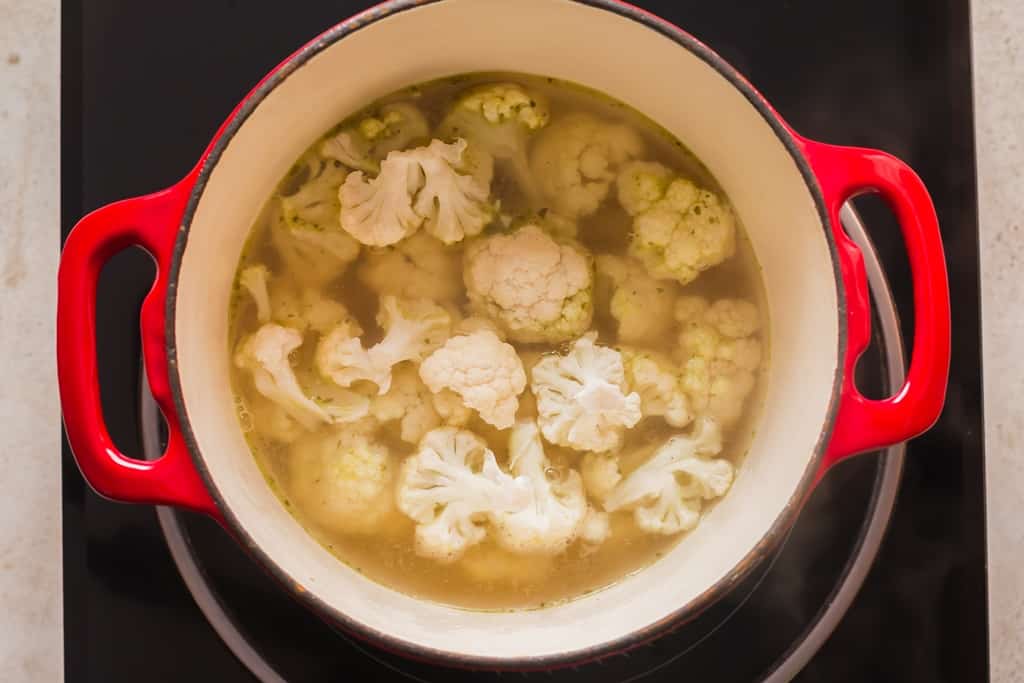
61, 1, 986, 680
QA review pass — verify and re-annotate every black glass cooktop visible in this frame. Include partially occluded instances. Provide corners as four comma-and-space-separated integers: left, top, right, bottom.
61, 1, 986, 681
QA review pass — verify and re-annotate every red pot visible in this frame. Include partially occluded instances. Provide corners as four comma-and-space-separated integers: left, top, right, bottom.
56, 0, 950, 668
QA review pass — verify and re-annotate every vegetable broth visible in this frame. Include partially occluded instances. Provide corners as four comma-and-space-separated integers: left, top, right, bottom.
229, 72, 768, 610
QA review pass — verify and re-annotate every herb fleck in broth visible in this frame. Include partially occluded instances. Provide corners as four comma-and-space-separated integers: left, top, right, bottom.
229, 72, 769, 610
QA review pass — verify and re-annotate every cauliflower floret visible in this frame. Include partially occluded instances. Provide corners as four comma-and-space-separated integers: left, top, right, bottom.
419, 330, 526, 430
438, 82, 549, 206
270, 282, 358, 336
702, 298, 762, 339
413, 138, 496, 245
287, 427, 396, 534
234, 324, 369, 430
356, 232, 462, 302
300, 290, 356, 337
617, 161, 736, 285
619, 347, 692, 428
595, 254, 678, 345
616, 160, 675, 215
530, 112, 645, 219
530, 332, 642, 452
272, 160, 361, 287
395, 427, 531, 562
369, 365, 441, 444
302, 368, 376, 424
464, 224, 593, 343
238, 393, 304, 445
321, 101, 430, 174
315, 295, 452, 394
239, 264, 271, 324
675, 296, 763, 427
579, 506, 612, 548
580, 452, 622, 500
673, 294, 710, 325
339, 138, 493, 247
278, 158, 349, 233
338, 149, 425, 247
491, 420, 587, 555
603, 417, 733, 535
432, 389, 475, 427
274, 225, 361, 289
459, 544, 554, 584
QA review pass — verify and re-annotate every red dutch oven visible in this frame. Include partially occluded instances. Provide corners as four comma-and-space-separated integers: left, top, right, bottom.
57, 0, 950, 668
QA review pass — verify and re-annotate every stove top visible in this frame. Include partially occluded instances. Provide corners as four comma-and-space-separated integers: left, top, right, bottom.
61, 1, 987, 681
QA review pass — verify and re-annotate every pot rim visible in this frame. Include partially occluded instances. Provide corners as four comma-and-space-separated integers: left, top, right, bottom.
164, 0, 846, 669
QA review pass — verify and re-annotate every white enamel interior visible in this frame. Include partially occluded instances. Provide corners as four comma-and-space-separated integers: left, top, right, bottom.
173, 0, 839, 662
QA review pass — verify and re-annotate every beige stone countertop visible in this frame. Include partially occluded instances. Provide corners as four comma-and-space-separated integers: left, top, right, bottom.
0, 1, 60, 681
974, 0, 1024, 680
0, 1, 1020, 680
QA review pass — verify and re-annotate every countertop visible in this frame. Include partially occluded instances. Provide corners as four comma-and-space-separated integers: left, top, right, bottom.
0, 1, 1019, 680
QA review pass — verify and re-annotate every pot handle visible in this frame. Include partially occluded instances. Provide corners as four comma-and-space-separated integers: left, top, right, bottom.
797, 138, 950, 473
57, 179, 219, 517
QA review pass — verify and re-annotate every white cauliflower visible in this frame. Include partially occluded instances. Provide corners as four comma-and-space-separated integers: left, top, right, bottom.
234, 324, 369, 430
315, 295, 451, 394
604, 418, 733, 535
530, 332, 642, 452
580, 452, 622, 500
239, 393, 304, 445
438, 82, 548, 206
492, 420, 587, 555
463, 224, 593, 343
272, 159, 361, 288
530, 112, 644, 219
702, 297, 763, 339
339, 138, 493, 247
675, 296, 763, 427
369, 365, 441, 444
579, 506, 611, 547
617, 160, 736, 285
302, 368, 377, 425
595, 254, 678, 345
288, 427, 396, 534
419, 330, 526, 429
338, 149, 424, 247
356, 231, 462, 302
300, 290, 356, 337
321, 101, 430, 174
615, 160, 674, 215
619, 347, 692, 428
395, 427, 531, 562
672, 294, 710, 325
239, 264, 271, 324
269, 282, 357, 336
432, 389, 475, 427
413, 139, 495, 245
459, 544, 554, 584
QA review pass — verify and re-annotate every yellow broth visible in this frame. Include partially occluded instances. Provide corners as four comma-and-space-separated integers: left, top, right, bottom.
229, 72, 768, 610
